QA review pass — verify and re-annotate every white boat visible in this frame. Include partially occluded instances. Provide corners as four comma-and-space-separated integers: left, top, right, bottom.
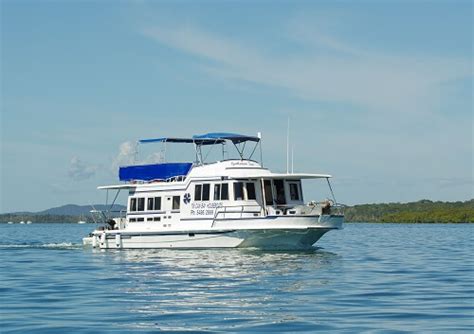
7, 221, 14, 224
19, 221, 25, 224
77, 221, 87, 224
83, 132, 344, 250
26, 221, 32, 224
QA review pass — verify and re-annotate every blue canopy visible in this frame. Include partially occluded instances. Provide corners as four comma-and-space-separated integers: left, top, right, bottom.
193, 132, 260, 144
119, 162, 193, 181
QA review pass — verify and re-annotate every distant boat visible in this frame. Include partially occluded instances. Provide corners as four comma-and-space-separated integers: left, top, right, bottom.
7, 221, 14, 224
78, 214, 87, 224
19, 221, 25, 224
26, 221, 32, 224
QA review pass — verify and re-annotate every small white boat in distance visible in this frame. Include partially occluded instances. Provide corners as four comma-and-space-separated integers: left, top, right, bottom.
7, 221, 14, 224
26, 221, 32, 224
83, 132, 344, 250
77, 221, 87, 224
19, 221, 25, 224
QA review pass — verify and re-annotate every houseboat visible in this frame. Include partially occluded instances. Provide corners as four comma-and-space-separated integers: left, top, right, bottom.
83, 132, 344, 249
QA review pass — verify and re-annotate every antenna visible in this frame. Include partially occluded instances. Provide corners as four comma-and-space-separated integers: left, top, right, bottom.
286, 117, 290, 174
291, 144, 294, 174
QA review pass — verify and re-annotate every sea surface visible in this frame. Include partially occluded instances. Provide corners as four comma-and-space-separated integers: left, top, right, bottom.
0, 223, 472, 333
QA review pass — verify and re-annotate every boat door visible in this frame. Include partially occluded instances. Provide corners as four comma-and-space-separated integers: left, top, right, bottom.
262, 179, 287, 214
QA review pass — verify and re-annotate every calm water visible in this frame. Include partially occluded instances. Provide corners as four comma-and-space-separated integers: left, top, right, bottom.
0, 223, 472, 333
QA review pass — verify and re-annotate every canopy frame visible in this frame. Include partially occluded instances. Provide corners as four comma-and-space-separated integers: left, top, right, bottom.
137, 132, 263, 165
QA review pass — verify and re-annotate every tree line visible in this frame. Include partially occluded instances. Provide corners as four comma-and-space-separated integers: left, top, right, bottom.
1, 199, 473, 224
344, 199, 474, 223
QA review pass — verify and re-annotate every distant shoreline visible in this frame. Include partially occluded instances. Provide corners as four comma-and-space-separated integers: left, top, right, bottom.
1, 199, 473, 224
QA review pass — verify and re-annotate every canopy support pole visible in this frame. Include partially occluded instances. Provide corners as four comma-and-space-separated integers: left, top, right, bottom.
248, 141, 260, 161
108, 189, 121, 213
326, 178, 337, 204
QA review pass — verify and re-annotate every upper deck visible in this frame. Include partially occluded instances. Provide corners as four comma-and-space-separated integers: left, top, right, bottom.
101, 159, 331, 190
100, 132, 331, 190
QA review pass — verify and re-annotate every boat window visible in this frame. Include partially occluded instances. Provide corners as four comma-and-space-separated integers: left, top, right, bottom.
137, 217, 144, 222
202, 184, 210, 201
146, 197, 161, 210
153, 217, 161, 222
234, 182, 244, 201
274, 179, 286, 205
246, 182, 256, 200
172, 196, 180, 210
263, 180, 274, 205
147, 217, 153, 222
214, 183, 229, 200
289, 183, 300, 201
130, 198, 137, 212
129, 218, 136, 222
137, 198, 145, 211
221, 183, 229, 200
214, 184, 221, 200
154, 197, 161, 210
194, 184, 202, 201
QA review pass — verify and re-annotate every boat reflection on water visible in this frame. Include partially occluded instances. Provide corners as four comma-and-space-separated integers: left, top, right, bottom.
89, 248, 340, 331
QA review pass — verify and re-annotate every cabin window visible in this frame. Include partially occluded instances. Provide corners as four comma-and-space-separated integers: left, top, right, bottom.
263, 180, 274, 205
172, 196, 180, 210
221, 183, 229, 200
234, 182, 244, 200
129, 218, 136, 222
194, 184, 202, 201
153, 217, 161, 222
147, 217, 153, 221
214, 183, 229, 200
137, 198, 145, 211
289, 183, 300, 201
147, 197, 161, 211
246, 182, 256, 200
214, 184, 221, 200
130, 198, 137, 212
202, 184, 210, 201
137, 217, 144, 222
194, 184, 210, 201
155, 197, 161, 210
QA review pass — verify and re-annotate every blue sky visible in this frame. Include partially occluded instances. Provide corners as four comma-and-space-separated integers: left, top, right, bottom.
1, 0, 472, 212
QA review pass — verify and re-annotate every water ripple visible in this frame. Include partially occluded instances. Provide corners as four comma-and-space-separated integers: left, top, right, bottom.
0, 223, 473, 333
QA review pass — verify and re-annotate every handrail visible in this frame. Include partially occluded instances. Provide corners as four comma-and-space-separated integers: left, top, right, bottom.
211, 204, 262, 227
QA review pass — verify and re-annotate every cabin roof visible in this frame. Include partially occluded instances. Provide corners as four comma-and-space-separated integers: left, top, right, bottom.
229, 173, 332, 179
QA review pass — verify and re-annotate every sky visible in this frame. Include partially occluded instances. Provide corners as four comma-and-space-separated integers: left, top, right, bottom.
1, 0, 472, 213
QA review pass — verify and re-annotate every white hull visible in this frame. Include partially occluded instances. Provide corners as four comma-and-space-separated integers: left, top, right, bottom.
84, 228, 332, 250
83, 215, 342, 250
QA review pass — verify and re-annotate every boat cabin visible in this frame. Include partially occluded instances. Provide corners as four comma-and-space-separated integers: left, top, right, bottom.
96, 133, 337, 227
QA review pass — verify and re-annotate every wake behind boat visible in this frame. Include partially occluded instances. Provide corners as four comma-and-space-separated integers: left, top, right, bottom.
83, 132, 344, 250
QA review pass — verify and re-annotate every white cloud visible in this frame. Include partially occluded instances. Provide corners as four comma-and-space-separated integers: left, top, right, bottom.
111, 141, 137, 172
68, 156, 97, 181
142, 24, 472, 116
111, 141, 167, 173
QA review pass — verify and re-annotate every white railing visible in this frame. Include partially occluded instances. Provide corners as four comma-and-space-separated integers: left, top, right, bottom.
210, 202, 345, 227
211, 204, 262, 227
